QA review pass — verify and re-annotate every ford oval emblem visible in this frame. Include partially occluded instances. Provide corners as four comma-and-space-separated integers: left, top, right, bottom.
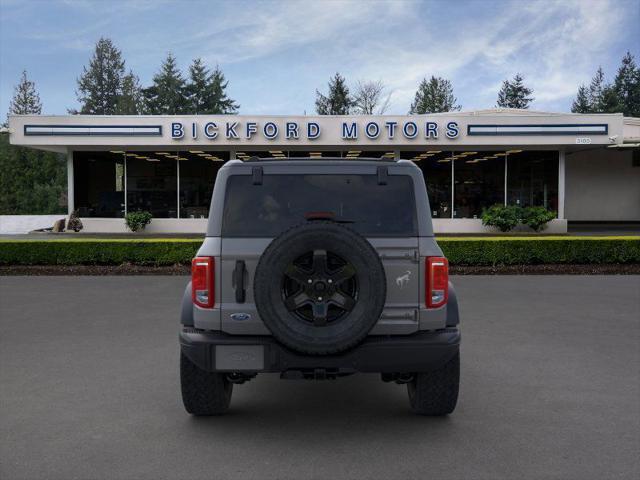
230, 313, 251, 321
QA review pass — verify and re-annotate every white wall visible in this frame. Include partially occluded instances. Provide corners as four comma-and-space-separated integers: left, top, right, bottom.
0, 215, 66, 234
565, 149, 640, 221
81, 218, 207, 234
432, 219, 567, 234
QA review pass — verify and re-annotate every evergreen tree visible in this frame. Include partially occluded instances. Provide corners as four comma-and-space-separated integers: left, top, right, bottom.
409, 76, 460, 114
1, 72, 65, 214
207, 65, 239, 114
185, 59, 239, 114
0, 135, 67, 215
186, 58, 209, 114
496, 73, 534, 109
613, 51, 640, 117
116, 71, 144, 115
571, 85, 591, 113
315, 73, 353, 115
143, 53, 188, 114
9, 70, 42, 116
75, 37, 126, 114
587, 66, 607, 112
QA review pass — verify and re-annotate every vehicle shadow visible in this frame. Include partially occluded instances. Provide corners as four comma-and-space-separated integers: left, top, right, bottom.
180, 373, 457, 441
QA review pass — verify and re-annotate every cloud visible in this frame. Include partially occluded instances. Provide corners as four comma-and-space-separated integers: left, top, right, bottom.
1, 0, 637, 115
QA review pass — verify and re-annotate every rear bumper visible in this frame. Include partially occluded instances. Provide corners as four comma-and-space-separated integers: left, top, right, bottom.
180, 328, 460, 374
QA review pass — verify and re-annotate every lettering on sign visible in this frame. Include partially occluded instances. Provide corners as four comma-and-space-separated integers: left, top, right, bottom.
170, 120, 461, 142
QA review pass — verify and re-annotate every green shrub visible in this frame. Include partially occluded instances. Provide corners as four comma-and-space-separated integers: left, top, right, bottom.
481, 205, 520, 232
0, 237, 638, 267
125, 211, 153, 232
482, 205, 557, 232
521, 206, 556, 232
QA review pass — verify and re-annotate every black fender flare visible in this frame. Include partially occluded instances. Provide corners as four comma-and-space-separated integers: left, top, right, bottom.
446, 281, 460, 327
181, 281, 194, 326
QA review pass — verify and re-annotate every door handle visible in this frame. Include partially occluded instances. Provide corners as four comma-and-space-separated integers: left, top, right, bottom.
232, 260, 247, 303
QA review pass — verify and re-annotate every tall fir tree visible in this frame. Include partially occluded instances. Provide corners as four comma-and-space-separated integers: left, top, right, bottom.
185, 59, 239, 114
207, 65, 239, 114
496, 74, 534, 109
8, 70, 42, 117
186, 58, 209, 114
143, 53, 188, 114
571, 85, 591, 113
613, 51, 640, 117
116, 71, 144, 115
409, 76, 460, 114
587, 67, 607, 111
315, 73, 353, 115
75, 37, 126, 114
1, 72, 66, 215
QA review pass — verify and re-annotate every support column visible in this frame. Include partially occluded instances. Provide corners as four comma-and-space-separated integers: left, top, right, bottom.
176, 158, 180, 219
558, 149, 566, 219
229, 150, 236, 160
504, 154, 508, 206
66, 149, 74, 216
450, 153, 455, 219
394, 149, 401, 160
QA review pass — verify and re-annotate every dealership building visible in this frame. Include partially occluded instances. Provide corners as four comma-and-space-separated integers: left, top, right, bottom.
7, 109, 640, 233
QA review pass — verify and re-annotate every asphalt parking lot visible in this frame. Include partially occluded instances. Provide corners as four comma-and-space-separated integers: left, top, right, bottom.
1, 275, 639, 480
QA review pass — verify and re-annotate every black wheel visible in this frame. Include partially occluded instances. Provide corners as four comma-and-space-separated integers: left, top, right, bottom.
407, 352, 460, 416
180, 352, 233, 415
254, 222, 386, 355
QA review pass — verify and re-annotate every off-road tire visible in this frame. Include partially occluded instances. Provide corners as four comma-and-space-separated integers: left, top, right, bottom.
254, 221, 386, 356
180, 352, 233, 415
407, 351, 459, 416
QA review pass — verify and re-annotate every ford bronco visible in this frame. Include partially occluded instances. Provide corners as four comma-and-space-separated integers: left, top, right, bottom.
179, 157, 460, 415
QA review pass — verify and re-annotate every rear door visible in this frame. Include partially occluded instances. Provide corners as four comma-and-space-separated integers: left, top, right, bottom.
218, 167, 420, 335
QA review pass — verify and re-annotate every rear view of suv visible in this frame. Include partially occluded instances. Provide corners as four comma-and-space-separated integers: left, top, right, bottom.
179, 157, 460, 416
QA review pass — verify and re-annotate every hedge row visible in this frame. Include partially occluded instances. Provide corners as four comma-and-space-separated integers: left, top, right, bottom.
0, 237, 638, 266
0, 239, 201, 266
439, 237, 640, 265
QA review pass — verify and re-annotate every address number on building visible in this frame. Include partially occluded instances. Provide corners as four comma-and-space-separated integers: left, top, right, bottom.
576, 137, 592, 144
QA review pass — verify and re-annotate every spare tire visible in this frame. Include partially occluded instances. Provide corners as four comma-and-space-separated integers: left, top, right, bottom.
254, 222, 386, 355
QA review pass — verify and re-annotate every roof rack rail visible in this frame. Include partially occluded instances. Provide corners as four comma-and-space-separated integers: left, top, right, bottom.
238, 156, 399, 163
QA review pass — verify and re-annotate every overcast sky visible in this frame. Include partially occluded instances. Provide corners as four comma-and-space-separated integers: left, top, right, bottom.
1, 0, 638, 117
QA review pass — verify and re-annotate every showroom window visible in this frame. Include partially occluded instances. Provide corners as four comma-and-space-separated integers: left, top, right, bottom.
507, 150, 558, 212
453, 151, 505, 219
73, 151, 125, 218
74, 151, 227, 219
126, 153, 177, 218
179, 151, 228, 218
401, 150, 453, 218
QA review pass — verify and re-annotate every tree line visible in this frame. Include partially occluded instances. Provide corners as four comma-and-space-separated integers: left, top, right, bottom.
1, 37, 639, 215
71, 37, 239, 115
314, 53, 639, 116
4, 36, 639, 119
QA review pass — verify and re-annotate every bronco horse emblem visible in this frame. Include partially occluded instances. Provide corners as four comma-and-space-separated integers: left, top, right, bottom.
396, 270, 411, 288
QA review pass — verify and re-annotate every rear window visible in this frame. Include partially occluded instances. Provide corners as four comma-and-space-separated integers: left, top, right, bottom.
222, 174, 417, 237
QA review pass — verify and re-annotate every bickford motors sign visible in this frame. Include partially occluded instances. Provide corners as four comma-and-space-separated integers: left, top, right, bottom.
171, 119, 461, 141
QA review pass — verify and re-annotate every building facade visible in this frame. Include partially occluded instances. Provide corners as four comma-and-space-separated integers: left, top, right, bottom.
8, 109, 640, 233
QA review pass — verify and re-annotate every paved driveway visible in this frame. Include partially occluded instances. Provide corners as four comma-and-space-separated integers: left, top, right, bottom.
1, 275, 638, 480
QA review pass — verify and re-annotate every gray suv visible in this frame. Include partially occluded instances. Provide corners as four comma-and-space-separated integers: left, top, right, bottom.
179, 158, 460, 416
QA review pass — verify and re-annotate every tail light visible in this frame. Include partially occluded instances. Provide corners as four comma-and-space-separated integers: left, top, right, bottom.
192, 257, 215, 308
426, 256, 448, 308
